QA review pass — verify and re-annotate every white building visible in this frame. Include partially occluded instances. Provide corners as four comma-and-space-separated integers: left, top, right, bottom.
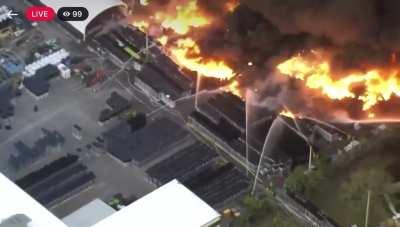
0, 173, 67, 227
62, 199, 116, 227
23, 49, 69, 77
57, 63, 71, 79
0, 173, 220, 227
93, 180, 221, 227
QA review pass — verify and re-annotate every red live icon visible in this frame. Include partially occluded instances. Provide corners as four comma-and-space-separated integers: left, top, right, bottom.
25, 6, 55, 22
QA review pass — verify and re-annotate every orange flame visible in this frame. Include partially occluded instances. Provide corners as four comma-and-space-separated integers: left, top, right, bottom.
132, 0, 210, 34
223, 80, 241, 98
169, 38, 235, 80
132, 0, 237, 88
277, 52, 400, 115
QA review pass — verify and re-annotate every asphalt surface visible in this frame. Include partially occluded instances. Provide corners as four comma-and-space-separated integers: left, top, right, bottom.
0, 0, 204, 218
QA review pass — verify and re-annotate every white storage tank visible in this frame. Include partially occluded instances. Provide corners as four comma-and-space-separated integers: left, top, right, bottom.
57, 63, 71, 79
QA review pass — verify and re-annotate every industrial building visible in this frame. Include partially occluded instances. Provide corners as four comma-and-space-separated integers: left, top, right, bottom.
22, 77, 50, 100
150, 49, 194, 93
0, 173, 68, 227
103, 118, 187, 165
133, 59, 193, 107
188, 91, 316, 180
93, 26, 145, 68
23, 49, 69, 77
198, 92, 246, 132
22, 64, 60, 100
28, 0, 127, 40
93, 25, 193, 107
0, 172, 220, 227
146, 142, 219, 186
133, 64, 182, 107
62, 199, 116, 227
92, 179, 221, 227
184, 163, 250, 207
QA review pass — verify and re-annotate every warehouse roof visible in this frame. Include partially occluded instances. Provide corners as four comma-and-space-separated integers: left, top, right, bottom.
39, 0, 126, 36
0, 173, 67, 227
104, 118, 187, 164
23, 77, 49, 97
62, 199, 115, 227
92, 179, 220, 227
136, 65, 181, 100
200, 92, 246, 131
264, 117, 310, 165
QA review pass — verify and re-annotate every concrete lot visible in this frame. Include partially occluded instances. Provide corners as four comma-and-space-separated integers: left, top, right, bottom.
0, 0, 203, 218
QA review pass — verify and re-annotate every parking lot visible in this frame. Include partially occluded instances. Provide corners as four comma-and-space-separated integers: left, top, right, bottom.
0, 0, 210, 218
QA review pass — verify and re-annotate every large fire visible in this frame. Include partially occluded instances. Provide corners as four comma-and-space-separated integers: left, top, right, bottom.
169, 38, 235, 80
132, 0, 236, 82
131, 1, 400, 120
154, 1, 209, 35
277, 51, 400, 117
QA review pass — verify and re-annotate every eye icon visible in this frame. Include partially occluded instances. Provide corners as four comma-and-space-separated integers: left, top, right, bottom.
62, 11, 71, 17
57, 7, 88, 21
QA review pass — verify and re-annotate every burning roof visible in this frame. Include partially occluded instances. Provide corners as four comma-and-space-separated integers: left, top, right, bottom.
127, 0, 400, 122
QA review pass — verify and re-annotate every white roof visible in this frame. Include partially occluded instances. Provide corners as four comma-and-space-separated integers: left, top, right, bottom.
92, 180, 221, 227
0, 173, 68, 227
63, 199, 116, 227
40, 0, 126, 35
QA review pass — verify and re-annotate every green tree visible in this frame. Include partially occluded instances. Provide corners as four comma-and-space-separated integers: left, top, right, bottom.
241, 194, 273, 223
339, 167, 393, 226
285, 156, 332, 197
285, 165, 308, 195
271, 212, 299, 227
340, 167, 391, 203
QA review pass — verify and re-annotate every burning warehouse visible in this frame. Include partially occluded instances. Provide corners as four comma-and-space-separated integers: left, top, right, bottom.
189, 91, 314, 174
93, 25, 146, 68
197, 92, 246, 132
133, 64, 182, 107
127, 0, 400, 122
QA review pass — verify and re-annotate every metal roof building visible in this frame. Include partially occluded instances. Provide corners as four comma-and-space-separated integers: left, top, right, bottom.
93, 179, 221, 227
62, 199, 116, 227
31, 0, 127, 39
0, 174, 219, 227
0, 173, 67, 227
